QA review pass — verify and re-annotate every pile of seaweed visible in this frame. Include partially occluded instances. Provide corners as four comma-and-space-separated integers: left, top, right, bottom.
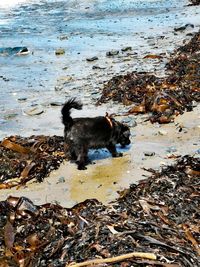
97, 31, 200, 123
0, 155, 199, 267
0, 135, 66, 189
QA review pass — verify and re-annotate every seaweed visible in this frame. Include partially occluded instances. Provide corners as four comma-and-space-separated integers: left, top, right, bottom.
0, 155, 199, 266
97, 31, 200, 123
0, 135, 67, 188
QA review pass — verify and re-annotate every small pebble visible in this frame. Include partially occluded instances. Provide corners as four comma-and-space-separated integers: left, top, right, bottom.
86, 56, 98, 62
106, 50, 119, 56
18, 97, 27, 102
196, 149, 200, 154
57, 176, 65, 184
144, 152, 155, 157
158, 130, 168, 136
166, 147, 177, 153
50, 101, 63, 106
55, 48, 65, 55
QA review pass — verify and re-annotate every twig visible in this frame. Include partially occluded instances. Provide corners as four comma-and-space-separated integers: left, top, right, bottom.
66, 252, 157, 267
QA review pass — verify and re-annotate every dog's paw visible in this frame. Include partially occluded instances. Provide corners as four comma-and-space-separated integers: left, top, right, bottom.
85, 158, 93, 165
78, 164, 87, 170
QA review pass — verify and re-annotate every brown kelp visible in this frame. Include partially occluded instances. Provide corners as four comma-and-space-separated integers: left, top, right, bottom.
0, 135, 66, 189
0, 155, 199, 266
98, 31, 200, 123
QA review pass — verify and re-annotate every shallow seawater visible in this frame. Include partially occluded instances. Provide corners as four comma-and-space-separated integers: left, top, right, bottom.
0, 0, 199, 138
0, 0, 200, 206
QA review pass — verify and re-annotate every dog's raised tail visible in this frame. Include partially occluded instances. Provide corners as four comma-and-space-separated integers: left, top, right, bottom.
61, 98, 82, 127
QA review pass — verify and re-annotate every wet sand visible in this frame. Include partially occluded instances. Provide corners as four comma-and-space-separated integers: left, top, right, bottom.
0, 104, 199, 207
0, 0, 200, 207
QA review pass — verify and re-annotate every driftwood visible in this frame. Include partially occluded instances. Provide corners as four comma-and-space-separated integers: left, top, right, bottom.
66, 252, 157, 267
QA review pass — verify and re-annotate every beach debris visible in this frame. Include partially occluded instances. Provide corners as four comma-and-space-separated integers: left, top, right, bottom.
121, 46, 132, 52
50, 101, 64, 107
174, 24, 194, 32
86, 56, 98, 62
158, 130, 168, 136
106, 49, 120, 56
0, 47, 29, 56
144, 151, 155, 156
143, 54, 163, 59
4, 113, 18, 120
24, 106, 44, 116
0, 135, 66, 188
92, 65, 106, 70
59, 35, 68, 40
0, 155, 199, 266
97, 31, 200, 123
17, 97, 27, 102
55, 48, 65, 55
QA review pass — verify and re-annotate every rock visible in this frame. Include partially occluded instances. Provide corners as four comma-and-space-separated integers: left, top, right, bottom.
160, 161, 167, 166
59, 76, 73, 82
24, 106, 44, 116
55, 85, 63, 91
121, 46, 132, 52
57, 177, 65, 183
196, 149, 200, 154
86, 56, 98, 62
55, 48, 65, 55
192, 101, 198, 107
0, 76, 10, 82
144, 151, 155, 157
174, 24, 194, 32
18, 97, 27, 102
106, 50, 119, 57
4, 113, 18, 120
158, 130, 168, 136
59, 35, 68, 40
0, 47, 29, 56
121, 117, 137, 127
50, 101, 63, 107
166, 147, 177, 153
92, 65, 106, 70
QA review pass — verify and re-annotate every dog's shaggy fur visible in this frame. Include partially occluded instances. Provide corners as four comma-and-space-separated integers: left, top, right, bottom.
61, 98, 131, 170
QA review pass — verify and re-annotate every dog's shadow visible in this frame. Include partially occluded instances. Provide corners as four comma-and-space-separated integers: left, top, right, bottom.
88, 145, 131, 162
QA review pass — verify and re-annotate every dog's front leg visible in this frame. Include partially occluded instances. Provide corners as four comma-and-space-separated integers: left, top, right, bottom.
107, 144, 123, 157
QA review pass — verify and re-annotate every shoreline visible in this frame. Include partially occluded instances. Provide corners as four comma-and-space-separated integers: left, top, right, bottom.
1, 0, 200, 139
0, 1, 199, 266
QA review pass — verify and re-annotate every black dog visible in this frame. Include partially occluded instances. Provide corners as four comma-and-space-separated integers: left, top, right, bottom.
61, 98, 131, 170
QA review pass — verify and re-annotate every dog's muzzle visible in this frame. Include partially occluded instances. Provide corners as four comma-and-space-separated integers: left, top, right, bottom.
120, 139, 131, 148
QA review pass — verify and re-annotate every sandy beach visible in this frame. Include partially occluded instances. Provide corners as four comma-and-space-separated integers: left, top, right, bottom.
0, 0, 200, 206
0, 1, 200, 266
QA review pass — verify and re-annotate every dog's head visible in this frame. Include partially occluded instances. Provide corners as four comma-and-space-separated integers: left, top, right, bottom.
117, 123, 131, 148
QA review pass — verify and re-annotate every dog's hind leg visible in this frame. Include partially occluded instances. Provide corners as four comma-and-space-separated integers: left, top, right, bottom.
107, 144, 123, 157
70, 149, 78, 161
76, 146, 88, 170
